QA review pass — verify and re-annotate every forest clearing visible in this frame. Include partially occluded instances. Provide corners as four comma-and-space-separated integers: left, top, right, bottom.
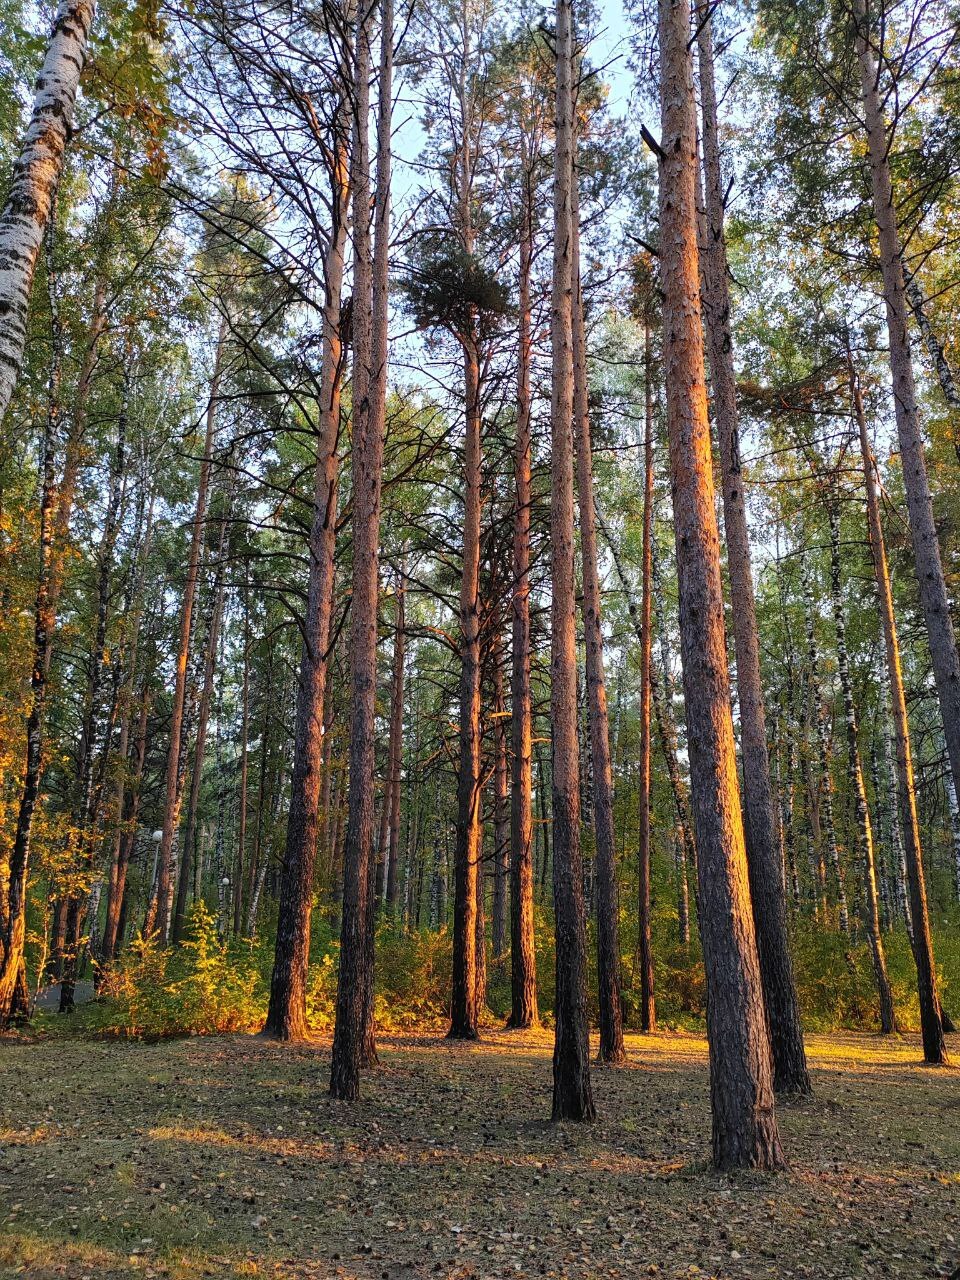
4, 0, 960, 1273
2, 1027, 958, 1280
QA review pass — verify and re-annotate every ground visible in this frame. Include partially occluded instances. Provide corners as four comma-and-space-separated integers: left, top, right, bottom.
0, 1028, 958, 1280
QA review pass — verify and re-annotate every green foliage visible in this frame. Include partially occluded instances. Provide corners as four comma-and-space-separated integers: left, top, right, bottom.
95, 904, 267, 1038
306, 922, 455, 1032
404, 236, 512, 341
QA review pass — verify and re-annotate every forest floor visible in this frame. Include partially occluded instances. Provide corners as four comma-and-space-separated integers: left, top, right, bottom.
0, 1026, 958, 1280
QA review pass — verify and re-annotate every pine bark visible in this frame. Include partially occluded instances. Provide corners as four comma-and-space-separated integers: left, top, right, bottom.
449, 76, 483, 1040
637, 320, 656, 1033
332, 0, 391, 1095
60, 392, 126, 1011
384, 572, 405, 909
696, 7, 809, 1096
853, 365, 947, 1064
571, 169, 624, 1065
172, 517, 228, 942
492, 643, 510, 962
801, 558, 849, 932
145, 321, 225, 942
263, 95, 349, 1040
550, 0, 594, 1123
656, 0, 782, 1169
854, 0, 960, 836
508, 154, 539, 1030
826, 494, 895, 1033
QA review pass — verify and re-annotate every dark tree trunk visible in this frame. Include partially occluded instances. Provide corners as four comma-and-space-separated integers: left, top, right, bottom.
508, 159, 539, 1031
550, 0, 595, 1123
384, 572, 405, 909
656, 0, 783, 1170
854, 0, 960, 856
571, 164, 625, 1065
146, 320, 225, 943
696, 5, 810, 1097
826, 493, 895, 1033
853, 363, 947, 1065
263, 91, 348, 1041
332, 0, 391, 1095
637, 320, 656, 1034
492, 642, 510, 962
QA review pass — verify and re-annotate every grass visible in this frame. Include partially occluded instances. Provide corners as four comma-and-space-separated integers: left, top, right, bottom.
0, 1026, 958, 1278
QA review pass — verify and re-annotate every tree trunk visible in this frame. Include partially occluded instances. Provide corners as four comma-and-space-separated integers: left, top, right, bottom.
508, 157, 539, 1031
550, 0, 594, 1123
853, 364, 947, 1065
263, 94, 348, 1040
854, 0, 960, 840
384, 571, 406, 909
596, 505, 699, 892
234, 574, 250, 936
656, 0, 782, 1169
0, 365, 60, 1026
826, 493, 895, 1033
172, 516, 229, 942
60, 389, 126, 1011
637, 320, 656, 1033
492, 641, 510, 962
0, 0, 96, 423
801, 557, 849, 932
571, 164, 625, 1065
146, 319, 226, 943
902, 267, 960, 460
696, 6, 810, 1097
332, 0, 390, 1097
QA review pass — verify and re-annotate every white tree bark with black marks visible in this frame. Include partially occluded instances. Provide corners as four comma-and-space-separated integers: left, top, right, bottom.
0, 0, 96, 423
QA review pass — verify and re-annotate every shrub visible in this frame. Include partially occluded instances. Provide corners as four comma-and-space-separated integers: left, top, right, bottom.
96, 903, 267, 1038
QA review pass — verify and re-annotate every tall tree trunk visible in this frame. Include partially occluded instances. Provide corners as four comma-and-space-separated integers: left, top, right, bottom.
332, 0, 390, 1096
596, 505, 698, 888
902, 267, 960, 457
675, 826, 690, 949
384, 571, 406, 908
492, 640, 510, 962
550, 0, 594, 1122
60, 389, 126, 1011
0, 0, 96, 423
853, 364, 947, 1065
854, 0, 960, 833
450, 320, 483, 1041
637, 320, 656, 1033
571, 162, 624, 1064
234, 574, 250, 936
146, 319, 226, 942
172, 516, 229, 942
696, 7, 809, 1097
360, 0, 395, 1067
656, 0, 782, 1169
801, 557, 849, 932
0, 360, 60, 1026
508, 157, 539, 1030
826, 492, 895, 1033
263, 97, 348, 1040
99, 482, 155, 970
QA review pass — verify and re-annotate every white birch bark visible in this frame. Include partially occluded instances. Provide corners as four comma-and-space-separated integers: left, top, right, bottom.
0, 0, 96, 423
